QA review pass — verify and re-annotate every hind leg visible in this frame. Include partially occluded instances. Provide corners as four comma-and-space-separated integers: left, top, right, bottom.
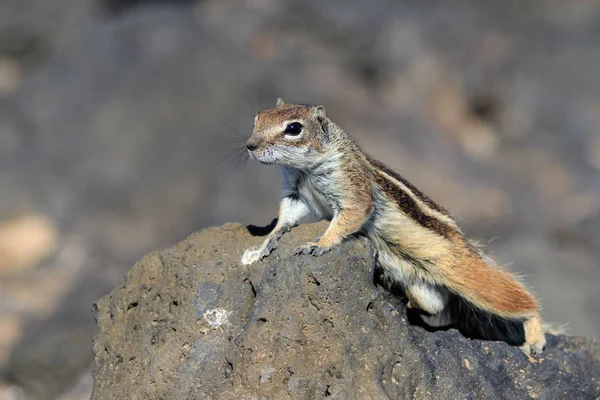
521, 314, 546, 355
420, 309, 454, 328
405, 283, 452, 327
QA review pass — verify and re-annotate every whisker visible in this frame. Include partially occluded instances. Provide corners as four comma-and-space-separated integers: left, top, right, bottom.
217, 137, 247, 143
230, 148, 247, 171
232, 154, 243, 174
233, 151, 249, 174
220, 121, 249, 140
216, 147, 246, 165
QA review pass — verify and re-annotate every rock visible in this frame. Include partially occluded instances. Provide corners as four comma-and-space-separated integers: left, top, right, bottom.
92, 222, 600, 399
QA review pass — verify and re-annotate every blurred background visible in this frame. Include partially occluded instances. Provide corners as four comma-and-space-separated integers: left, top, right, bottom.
0, 0, 599, 398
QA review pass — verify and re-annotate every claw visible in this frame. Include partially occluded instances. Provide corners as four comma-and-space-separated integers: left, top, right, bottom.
241, 246, 270, 265
520, 341, 545, 357
293, 242, 331, 257
241, 226, 293, 265
265, 234, 280, 252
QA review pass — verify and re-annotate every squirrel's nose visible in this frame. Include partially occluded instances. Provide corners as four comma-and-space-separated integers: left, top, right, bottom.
246, 142, 258, 151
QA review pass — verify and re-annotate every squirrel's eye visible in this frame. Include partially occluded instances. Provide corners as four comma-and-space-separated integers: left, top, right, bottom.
284, 122, 303, 136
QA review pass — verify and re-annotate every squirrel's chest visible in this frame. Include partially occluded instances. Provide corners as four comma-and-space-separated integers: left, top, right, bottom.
298, 175, 339, 220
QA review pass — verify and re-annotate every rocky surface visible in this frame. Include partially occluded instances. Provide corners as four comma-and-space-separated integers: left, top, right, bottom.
92, 223, 600, 400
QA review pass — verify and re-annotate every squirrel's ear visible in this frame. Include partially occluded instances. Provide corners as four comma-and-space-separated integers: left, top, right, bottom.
311, 106, 329, 138
311, 105, 326, 120
276, 98, 285, 107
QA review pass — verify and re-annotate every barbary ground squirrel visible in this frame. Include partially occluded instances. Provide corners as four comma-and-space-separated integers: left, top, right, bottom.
241, 98, 546, 355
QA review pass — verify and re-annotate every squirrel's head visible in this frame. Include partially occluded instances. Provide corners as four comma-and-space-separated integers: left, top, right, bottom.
246, 98, 329, 167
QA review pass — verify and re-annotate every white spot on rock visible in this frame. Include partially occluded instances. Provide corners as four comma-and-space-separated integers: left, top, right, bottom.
202, 308, 230, 328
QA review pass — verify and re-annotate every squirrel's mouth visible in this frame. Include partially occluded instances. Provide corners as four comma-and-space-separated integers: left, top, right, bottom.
250, 149, 279, 165
255, 156, 277, 165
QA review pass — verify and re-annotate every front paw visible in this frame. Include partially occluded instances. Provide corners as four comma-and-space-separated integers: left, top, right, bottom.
293, 242, 332, 257
241, 246, 270, 265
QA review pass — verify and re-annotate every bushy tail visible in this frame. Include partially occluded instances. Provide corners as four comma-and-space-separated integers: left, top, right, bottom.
444, 255, 539, 320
